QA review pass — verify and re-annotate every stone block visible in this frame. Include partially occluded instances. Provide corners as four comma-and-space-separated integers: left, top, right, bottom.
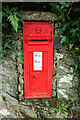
17, 40, 22, 51
1, 59, 18, 98
19, 75, 24, 85
57, 60, 74, 74
57, 89, 68, 99
52, 78, 57, 90
18, 55, 22, 63
18, 64, 23, 75
55, 52, 63, 61
57, 88, 78, 100
57, 74, 73, 89
20, 11, 58, 21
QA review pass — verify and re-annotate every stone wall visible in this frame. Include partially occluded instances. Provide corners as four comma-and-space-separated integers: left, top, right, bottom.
20, 11, 58, 21
1, 11, 79, 119
53, 48, 78, 100
1, 11, 78, 101
1, 59, 18, 98
17, 38, 24, 100
0, 43, 79, 118
17, 11, 78, 101
1, 35, 78, 102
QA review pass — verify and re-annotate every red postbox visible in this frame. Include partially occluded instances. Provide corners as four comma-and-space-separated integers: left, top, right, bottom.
23, 22, 54, 99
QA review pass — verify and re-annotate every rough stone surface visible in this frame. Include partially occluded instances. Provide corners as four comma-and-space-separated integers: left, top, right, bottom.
20, 11, 58, 21
53, 47, 78, 100
0, 45, 79, 119
0, 92, 37, 118
16, 31, 78, 101
17, 39, 24, 100
1, 10, 79, 119
0, 59, 18, 98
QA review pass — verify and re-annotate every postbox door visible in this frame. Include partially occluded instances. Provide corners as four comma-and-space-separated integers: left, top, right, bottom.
24, 22, 54, 99
29, 51, 48, 95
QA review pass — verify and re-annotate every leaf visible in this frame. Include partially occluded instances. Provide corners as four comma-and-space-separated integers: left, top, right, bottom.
4, 42, 13, 49
2, 11, 8, 17
61, 36, 67, 43
0, 61, 5, 65
19, 19, 24, 23
61, 104, 64, 107
64, 105, 68, 109
70, 29, 76, 33
36, 102, 39, 104
71, 20, 79, 26
24, 99, 27, 103
57, 110, 61, 115
12, 40, 16, 44
8, 12, 19, 32
64, 111, 68, 115
28, 102, 32, 105
43, 5, 46, 9
75, 47, 79, 51
69, 43, 73, 50
19, 97, 22, 101
70, 106, 76, 111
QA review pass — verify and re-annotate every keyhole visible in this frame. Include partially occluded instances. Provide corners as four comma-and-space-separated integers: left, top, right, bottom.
33, 75, 35, 78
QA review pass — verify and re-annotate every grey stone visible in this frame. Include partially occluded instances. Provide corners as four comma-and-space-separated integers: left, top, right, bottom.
65, 58, 74, 66
2, 92, 37, 118
18, 55, 22, 63
0, 59, 18, 98
10, 52, 16, 61
72, 76, 78, 86
57, 61, 73, 74
53, 46, 78, 100
57, 89, 68, 99
2, 92, 18, 105
19, 75, 24, 84
52, 90, 56, 98
45, 100, 49, 107
17, 40, 22, 51
52, 78, 57, 90
18, 64, 23, 75
19, 106, 37, 118
55, 52, 64, 61
20, 11, 58, 21
0, 95, 3, 109
57, 74, 73, 86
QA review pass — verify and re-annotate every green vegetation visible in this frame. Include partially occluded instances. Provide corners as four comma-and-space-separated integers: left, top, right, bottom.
56, 103, 68, 116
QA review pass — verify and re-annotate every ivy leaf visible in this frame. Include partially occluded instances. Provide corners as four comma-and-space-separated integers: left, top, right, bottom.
75, 47, 79, 51
2, 11, 8, 17
64, 111, 68, 115
69, 43, 73, 50
70, 106, 76, 111
43, 5, 46, 9
64, 105, 68, 109
4, 42, 13, 49
61, 36, 67, 43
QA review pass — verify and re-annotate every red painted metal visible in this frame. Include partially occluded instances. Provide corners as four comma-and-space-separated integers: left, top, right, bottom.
23, 22, 54, 99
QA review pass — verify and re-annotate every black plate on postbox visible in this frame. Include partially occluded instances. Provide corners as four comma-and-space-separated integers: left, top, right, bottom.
54, 36, 62, 49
